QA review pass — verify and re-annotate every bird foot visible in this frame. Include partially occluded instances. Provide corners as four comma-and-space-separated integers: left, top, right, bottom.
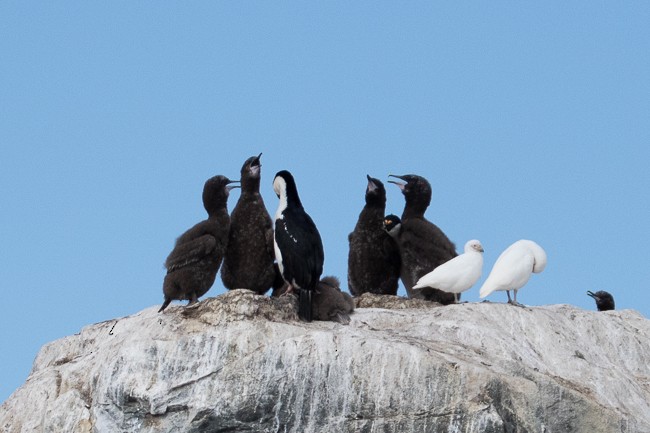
281, 284, 295, 296
186, 299, 200, 308
507, 300, 526, 308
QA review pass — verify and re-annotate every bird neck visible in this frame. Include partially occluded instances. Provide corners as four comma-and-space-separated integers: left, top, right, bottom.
365, 192, 386, 208
402, 204, 427, 219
207, 206, 229, 220
402, 187, 431, 219
241, 175, 261, 195
282, 181, 303, 210
359, 204, 385, 225
205, 197, 229, 219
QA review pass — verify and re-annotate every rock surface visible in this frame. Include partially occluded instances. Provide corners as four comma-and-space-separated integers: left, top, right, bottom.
2, 290, 649, 433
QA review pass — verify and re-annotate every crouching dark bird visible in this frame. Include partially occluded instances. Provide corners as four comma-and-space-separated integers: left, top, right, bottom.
348, 175, 401, 296
159, 175, 239, 312
388, 174, 457, 304
312, 276, 355, 324
221, 153, 276, 294
587, 290, 615, 311
273, 170, 324, 322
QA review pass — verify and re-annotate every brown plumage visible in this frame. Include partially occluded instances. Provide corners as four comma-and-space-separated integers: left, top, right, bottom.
221, 154, 275, 294
159, 175, 238, 312
388, 174, 457, 305
348, 175, 401, 296
312, 276, 355, 324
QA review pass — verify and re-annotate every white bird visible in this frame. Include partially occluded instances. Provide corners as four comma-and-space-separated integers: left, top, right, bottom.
479, 239, 547, 305
412, 239, 484, 303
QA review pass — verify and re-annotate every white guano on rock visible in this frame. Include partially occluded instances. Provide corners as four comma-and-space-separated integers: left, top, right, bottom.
1, 290, 649, 432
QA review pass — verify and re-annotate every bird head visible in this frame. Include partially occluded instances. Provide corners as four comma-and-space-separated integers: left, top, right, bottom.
465, 239, 484, 253
383, 214, 402, 238
388, 174, 432, 213
365, 175, 387, 206
202, 175, 239, 215
587, 290, 615, 311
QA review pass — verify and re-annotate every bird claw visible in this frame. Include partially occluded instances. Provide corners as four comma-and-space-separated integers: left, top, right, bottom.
507, 300, 526, 308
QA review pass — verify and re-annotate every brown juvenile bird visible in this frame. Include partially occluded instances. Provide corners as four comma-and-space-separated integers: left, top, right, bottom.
221, 154, 276, 294
312, 276, 355, 324
587, 290, 615, 311
348, 175, 401, 297
388, 174, 457, 304
159, 175, 239, 312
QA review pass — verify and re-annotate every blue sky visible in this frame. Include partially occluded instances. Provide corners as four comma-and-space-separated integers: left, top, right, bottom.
1, 3, 649, 403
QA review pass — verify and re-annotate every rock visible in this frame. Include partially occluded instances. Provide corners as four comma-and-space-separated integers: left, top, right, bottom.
354, 292, 440, 309
1, 289, 649, 432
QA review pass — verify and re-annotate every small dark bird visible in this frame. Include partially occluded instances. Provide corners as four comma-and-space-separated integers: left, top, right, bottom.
273, 170, 324, 322
348, 175, 401, 297
388, 174, 457, 304
159, 175, 239, 313
587, 290, 615, 311
221, 154, 276, 294
383, 214, 402, 238
312, 276, 355, 324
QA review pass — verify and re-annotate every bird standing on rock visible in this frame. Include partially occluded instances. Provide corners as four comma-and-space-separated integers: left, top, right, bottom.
273, 170, 324, 322
587, 290, 615, 311
159, 175, 239, 312
348, 175, 401, 297
479, 239, 547, 306
388, 174, 457, 304
221, 154, 276, 295
413, 239, 484, 303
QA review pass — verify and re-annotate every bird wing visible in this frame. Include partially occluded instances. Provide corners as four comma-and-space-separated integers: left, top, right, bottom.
165, 234, 217, 273
399, 218, 457, 265
413, 253, 481, 293
275, 209, 324, 290
479, 242, 534, 298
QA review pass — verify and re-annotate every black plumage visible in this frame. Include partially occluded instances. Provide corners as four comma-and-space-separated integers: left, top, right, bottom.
587, 290, 615, 311
388, 174, 457, 304
273, 170, 324, 322
312, 276, 355, 324
383, 214, 402, 239
221, 154, 275, 294
159, 175, 238, 312
348, 175, 400, 296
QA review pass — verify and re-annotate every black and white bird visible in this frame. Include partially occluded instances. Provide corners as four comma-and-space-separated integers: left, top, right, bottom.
159, 175, 239, 312
587, 290, 615, 311
388, 174, 457, 304
383, 214, 402, 239
221, 153, 276, 295
348, 175, 401, 297
479, 240, 547, 306
272, 170, 324, 322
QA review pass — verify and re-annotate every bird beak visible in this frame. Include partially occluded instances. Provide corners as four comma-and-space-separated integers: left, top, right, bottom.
586, 291, 596, 299
366, 174, 378, 192
227, 180, 241, 191
387, 174, 406, 190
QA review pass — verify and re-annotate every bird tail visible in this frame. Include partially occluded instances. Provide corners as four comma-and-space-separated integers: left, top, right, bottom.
298, 289, 313, 322
158, 298, 172, 313
478, 282, 492, 299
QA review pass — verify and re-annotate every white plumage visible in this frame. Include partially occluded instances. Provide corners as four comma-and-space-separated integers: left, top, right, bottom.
412, 239, 484, 303
479, 239, 547, 305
